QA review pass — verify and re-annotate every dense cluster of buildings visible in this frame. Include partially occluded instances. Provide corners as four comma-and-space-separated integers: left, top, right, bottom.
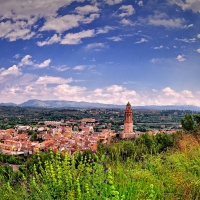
0, 123, 115, 155
0, 102, 176, 156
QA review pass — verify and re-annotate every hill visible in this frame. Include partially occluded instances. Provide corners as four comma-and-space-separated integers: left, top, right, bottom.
1, 99, 200, 111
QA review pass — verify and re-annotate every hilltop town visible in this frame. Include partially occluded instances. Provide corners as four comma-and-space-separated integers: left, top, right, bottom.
0, 103, 191, 156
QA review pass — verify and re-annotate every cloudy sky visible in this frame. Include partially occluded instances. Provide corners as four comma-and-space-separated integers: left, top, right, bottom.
0, 0, 200, 106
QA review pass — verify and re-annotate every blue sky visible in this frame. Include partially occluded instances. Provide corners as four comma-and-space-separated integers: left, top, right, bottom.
0, 0, 200, 106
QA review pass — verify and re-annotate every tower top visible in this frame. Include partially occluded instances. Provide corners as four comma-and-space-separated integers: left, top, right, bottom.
127, 102, 131, 106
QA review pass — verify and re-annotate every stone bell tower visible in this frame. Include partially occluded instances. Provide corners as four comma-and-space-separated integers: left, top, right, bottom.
124, 102, 133, 133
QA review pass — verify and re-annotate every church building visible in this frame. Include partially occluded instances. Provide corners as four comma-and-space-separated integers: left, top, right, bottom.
124, 102, 133, 133
120, 102, 135, 139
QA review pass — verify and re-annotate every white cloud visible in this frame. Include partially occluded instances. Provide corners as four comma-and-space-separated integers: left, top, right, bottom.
185, 24, 193, 28
1, 79, 200, 106
175, 38, 196, 43
197, 49, 200, 53
170, 0, 200, 13
0, 71, 37, 90
197, 34, 200, 38
54, 84, 87, 101
176, 55, 186, 62
73, 65, 85, 71
152, 89, 158, 92
0, 3, 100, 41
86, 43, 108, 50
107, 36, 122, 41
52, 66, 70, 71
151, 58, 160, 63
0, 0, 102, 42
144, 12, 185, 28
162, 87, 180, 98
37, 34, 61, 46
18, 55, 51, 68
119, 5, 135, 17
19, 55, 34, 67
40, 15, 84, 33
35, 76, 73, 85
0, 20, 35, 41
75, 5, 100, 15
40, 13, 99, 33
107, 85, 124, 93
0, 21, 15, 38
0, 65, 21, 77
15, 74, 38, 86
181, 90, 194, 98
81, 13, 100, 24
0, 83, 86, 103
35, 59, 51, 68
0, 65, 22, 84
153, 45, 163, 49
91, 85, 139, 105
123, 81, 135, 84
120, 19, 134, 26
5, 29, 35, 42
14, 54, 20, 59
0, 0, 85, 22
61, 29, 95, 45
135, 38, 148, 44
149, 18, 185, 28
104, 0, 123, 5
0, 0, 86, 41
154, 87, 200, 105
96, 26, 116, 34
138, 1, 143, 6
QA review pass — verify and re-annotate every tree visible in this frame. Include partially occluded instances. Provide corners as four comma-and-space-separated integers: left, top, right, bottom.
181, 114, 194, 131
194, 114, 200, 127
30, 132, 37, 141
155, 133, 174, 152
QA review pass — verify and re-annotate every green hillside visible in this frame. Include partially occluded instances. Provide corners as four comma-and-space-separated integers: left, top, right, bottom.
0, 132, 200, 200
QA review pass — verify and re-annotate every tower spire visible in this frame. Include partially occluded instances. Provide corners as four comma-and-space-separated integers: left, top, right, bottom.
124, 102, 133, 133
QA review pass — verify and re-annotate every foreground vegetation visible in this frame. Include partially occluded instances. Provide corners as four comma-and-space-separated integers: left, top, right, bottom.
0, 132, 199, 200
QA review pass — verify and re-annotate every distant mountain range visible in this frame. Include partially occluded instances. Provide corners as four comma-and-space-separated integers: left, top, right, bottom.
0, 99, 200, 111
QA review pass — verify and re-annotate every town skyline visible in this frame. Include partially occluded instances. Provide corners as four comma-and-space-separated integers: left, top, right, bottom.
0, 0, 200, 106
0, 102, 182, 156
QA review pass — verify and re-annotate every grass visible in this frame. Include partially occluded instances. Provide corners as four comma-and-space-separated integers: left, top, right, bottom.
0, 133, 200, 199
